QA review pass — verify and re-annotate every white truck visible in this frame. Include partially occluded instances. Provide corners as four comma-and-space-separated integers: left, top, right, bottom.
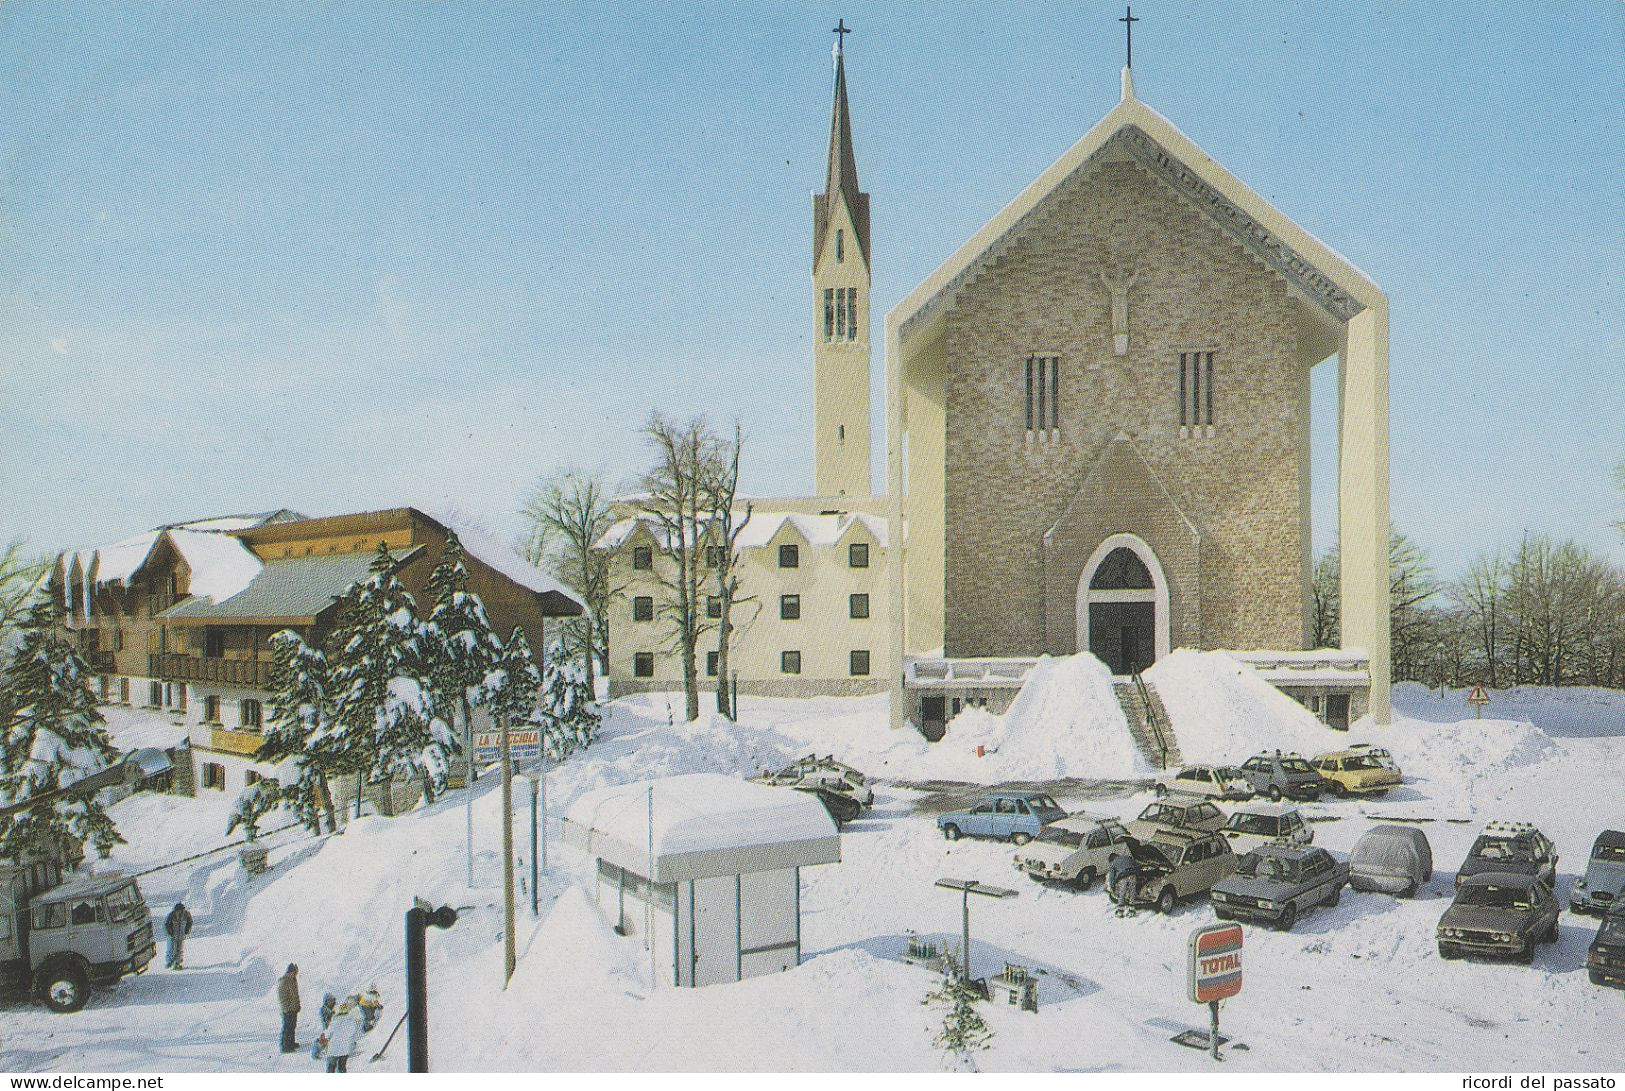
1, 853, 156, 1012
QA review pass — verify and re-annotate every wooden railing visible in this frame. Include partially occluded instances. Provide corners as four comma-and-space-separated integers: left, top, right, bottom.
149, 653, 273, 689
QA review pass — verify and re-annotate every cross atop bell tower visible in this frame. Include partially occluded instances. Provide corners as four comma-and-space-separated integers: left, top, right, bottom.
811, 24, 872, 498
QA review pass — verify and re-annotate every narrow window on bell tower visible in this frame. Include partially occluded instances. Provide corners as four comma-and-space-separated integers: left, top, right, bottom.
836, 229, 844, 263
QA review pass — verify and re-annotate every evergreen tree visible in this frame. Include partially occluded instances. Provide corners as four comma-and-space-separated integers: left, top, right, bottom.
424, 532, 503, 780
327, 544, 455, 807
0, 602, 123, 864
539, 656, 601, 761
922, 967, 994, 1072
226, 776, 283, 841
257, 628, 340, 833
483, 626, 543, 745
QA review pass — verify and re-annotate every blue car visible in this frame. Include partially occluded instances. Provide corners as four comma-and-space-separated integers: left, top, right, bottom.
937, 791, 1066, 845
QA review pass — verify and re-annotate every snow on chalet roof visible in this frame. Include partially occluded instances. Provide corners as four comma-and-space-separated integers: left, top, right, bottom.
427, 513, 583, 611
594, 511, 887, 553
160, 547, 421, 623
162, 529, 263, 603
83, 531, 161, 586
160, 510, 305, 532
562, 773, 840, 883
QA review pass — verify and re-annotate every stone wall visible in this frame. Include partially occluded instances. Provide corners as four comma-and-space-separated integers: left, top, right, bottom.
942, 158, 1308, 658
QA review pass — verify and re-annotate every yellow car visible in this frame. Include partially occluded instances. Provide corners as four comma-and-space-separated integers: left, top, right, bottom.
1311, 747, 1403, 798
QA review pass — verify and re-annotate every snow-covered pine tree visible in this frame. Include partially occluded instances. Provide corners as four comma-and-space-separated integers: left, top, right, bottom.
327, 544, 455, 808
483, 626, 543, 740
538, 656, 600, 761
226, 776, 283, 841
0, 601, 124, 865
257, 628, 340, 833
424, 532, 503, 780
923, 966, 994, 1072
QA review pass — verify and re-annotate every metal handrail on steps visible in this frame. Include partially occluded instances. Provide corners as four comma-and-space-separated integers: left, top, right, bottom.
1131, 671, 1170, 770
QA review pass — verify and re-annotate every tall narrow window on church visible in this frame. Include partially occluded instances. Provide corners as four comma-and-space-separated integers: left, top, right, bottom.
835, 288, 847, 340
1179, 352, 1216, 428
824, 288, 835, 341
1178, 357, 1188, 427
846, 288, 858, 340
1204, 352, 1214, 425
1025, 355, 1059, 432
836, 229, 844, 263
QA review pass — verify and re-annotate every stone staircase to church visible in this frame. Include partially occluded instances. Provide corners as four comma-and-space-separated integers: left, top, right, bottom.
1113, 676, 1182, 771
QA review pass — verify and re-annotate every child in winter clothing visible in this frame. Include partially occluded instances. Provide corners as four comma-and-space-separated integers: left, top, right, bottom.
316, 995, 365, 1073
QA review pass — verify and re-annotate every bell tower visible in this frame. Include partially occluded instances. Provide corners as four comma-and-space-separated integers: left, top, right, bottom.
811, 24, 871, 498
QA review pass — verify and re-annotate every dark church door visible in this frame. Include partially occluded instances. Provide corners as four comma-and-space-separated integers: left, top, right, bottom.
1089, 601, 1155, 675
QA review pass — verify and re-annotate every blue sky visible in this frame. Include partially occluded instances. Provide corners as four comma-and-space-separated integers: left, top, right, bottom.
2, 1, 1621, 578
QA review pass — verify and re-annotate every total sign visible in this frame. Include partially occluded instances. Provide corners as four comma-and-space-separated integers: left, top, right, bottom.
1187, 923, 1243, 1003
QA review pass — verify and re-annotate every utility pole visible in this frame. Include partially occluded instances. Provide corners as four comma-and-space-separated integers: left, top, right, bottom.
405, 899, 458, 1073
528, 771, 540, 917
501, 713, 515, 985
465, 716, 475, 888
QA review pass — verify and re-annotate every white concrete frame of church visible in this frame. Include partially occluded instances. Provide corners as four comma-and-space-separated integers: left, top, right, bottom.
885, 68, 1391, 730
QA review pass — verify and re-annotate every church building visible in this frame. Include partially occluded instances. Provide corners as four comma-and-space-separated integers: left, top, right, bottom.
885, 63, 1390, 733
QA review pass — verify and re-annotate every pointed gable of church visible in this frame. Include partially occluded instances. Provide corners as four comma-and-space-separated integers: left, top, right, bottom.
813, 50, 870, 270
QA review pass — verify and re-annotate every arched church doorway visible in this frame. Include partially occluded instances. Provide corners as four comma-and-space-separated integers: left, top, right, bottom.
1077, 534, 1170, 676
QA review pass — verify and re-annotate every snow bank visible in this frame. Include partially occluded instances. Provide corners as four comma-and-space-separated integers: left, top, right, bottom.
984, 654, 1149, 778
1381, 712, 1560, 813
1394, 682, 1625, 739
1146, 649, 1338, 762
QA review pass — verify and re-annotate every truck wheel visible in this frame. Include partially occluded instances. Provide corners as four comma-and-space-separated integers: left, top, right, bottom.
1155, 886, 1176, 915
942, 824, 961, 842
40, 963, 90, 1014
1074, 867, 1096, 890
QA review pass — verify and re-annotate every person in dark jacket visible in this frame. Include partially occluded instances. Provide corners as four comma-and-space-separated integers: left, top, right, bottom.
277, 964, 302, 1054
164, 903, 193, 970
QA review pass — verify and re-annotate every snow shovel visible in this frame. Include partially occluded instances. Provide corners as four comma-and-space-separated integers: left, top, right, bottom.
370, 1012, 409, 1063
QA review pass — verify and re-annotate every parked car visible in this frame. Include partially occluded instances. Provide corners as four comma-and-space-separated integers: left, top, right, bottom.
1155, 765, 1252, 801
1569, 829, 1625, 916
1437, 871, 1560, 963
1311, 748, 1404, 798
750, 755, 874, 824
1126, 797, 1227, 840
1585, 902, 1625, 988
1211, 843, 1348, 930
937, 791, 1066, 844
1108, 828, 1238, 914
1238, 751, 1324, 802
1349, 823, 1434, 897
1220, 804, 1312, 851
1454, 821, 1559, 889
1012, 813, 1132, 888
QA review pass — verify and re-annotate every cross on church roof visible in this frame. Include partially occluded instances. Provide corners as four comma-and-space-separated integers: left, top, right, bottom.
833, 18, 852, 56
1119, 6, 1140, 69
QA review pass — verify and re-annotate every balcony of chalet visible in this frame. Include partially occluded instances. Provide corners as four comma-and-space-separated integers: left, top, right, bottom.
149, 652, 274, 690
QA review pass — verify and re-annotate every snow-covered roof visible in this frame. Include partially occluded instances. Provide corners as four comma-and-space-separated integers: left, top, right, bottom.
161, 529, 263, 603
595, 511, 887, 554
433, 514, 584, 610
159, 510, 306, 532
561, 773, 840, 883
85, 532, 161, 586
160, 547, 422, 623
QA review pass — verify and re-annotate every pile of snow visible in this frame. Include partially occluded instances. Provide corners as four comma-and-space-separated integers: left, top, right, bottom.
1146, 649, 1338, 762
983, 653, 1150, 778
1381, 712, 1560, 813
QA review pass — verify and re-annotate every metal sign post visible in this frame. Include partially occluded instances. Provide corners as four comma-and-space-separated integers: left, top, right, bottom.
934, 878, 1018, 981
1187, 923, 1243, 1061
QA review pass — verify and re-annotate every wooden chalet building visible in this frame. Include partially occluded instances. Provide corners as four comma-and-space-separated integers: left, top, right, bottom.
53, 508, 583, 795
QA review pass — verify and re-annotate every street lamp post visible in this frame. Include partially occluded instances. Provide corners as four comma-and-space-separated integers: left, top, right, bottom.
934, 878, 1018, 981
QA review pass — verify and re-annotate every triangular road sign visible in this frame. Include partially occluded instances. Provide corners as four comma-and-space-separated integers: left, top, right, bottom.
1466, 685, 1490, 705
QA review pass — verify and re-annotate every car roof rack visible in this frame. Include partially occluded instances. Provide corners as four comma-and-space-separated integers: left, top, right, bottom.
1481, 820, 1537, 837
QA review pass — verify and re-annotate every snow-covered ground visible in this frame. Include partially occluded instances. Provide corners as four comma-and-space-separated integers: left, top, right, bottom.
5, 677, 1625, 1072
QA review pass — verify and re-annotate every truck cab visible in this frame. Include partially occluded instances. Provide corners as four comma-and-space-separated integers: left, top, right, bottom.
1, 857, 155, 1013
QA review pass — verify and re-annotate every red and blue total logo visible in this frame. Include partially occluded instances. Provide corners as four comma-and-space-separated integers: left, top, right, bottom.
1188, 923, 1244, 1003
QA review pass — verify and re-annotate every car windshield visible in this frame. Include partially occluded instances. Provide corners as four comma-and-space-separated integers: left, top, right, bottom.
1037, 827, 1084, 848
1215, 767, 1246, 781
1475, 837, 1534, 862
1281, 759, 1314, 774
1344, 755, 1385, 770
103, 884, 144, 924
1227, 813, 1281, 836
1139, 804, 1175, 823
1456, 883, 1534, 911
1594, 844, 1625, 863
1027, 795, 1060, 812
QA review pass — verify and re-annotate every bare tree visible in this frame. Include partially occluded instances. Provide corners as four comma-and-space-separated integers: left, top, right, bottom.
1452, 550, 1508, 687
1309, 546, 1340, 649
521, 469, 621, 692
1388, 528, 1438, 682
700, 422, 755, 718
638, 413, 719, 722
